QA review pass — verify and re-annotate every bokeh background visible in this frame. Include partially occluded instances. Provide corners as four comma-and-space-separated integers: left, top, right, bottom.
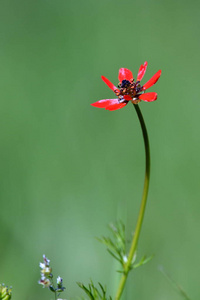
0, 0, 199, 299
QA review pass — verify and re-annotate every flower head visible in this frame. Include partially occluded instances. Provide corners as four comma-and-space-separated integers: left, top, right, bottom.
56, 276, 65, 292
39, 255, 52, 277
42, 254, 50, 267
91, 62, 161, 111
57, 276, 62, 286
38, 278, 51, 288
38, 254, 66, 296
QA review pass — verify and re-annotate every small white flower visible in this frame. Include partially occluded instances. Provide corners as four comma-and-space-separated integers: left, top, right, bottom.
57, 276, 62, 285
40, 273, 45, 280
41, 267, 52, 276
43, 254, 50, 266
39, 262, 46, 269
38, 278, 51, 288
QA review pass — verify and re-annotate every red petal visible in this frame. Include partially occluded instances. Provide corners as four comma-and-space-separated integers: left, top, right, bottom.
137, 61, 148, 82
142, 70, 161, 90
118, 68, 133, 82
91, 99, 127, 111
138, 92, 157, 102
123, 95, 132, 101
106, 102, 127, 111
91, 99, 117, 108
101, 76, 119, 92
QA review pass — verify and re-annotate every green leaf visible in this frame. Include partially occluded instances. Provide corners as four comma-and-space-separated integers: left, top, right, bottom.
98, 282, 106, 297
133, 255, 154, 269
97, 221, 127, 267
107, 249, 122, 263
77, 281, 112, 300
77, 282, 95, 300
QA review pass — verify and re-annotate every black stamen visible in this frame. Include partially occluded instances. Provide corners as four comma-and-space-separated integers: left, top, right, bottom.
121, 80, 130, 88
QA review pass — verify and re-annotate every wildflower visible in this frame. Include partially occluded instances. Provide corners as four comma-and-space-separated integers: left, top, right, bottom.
39, 255, 52, 277
91, 62, 161, 111
38, 278, 51, 288
38, 255, 66, 296
40, 254, 50, 267
40, 267, 52, 276
57, 276, 65, 292
38, 255, 53, 288
57, 276, 62, 286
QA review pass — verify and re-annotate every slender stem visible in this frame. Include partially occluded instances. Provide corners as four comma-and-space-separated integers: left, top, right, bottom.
115, 103, 150, 300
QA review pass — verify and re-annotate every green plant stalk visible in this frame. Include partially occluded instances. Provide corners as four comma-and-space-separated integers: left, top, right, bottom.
115, 103, 150, 300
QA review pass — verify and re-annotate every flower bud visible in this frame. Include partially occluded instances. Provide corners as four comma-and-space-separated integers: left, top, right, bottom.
56, 276, 65, 292
0, 284, 12, 300
40, 267, 52, 276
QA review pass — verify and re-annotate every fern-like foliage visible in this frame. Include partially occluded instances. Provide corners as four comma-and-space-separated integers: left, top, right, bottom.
97, 221, 127, 268
98, 221, 153, 272
77, 281, 112, 300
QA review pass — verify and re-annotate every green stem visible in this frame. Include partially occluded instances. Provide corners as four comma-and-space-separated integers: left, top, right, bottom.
115, 103, 150, 300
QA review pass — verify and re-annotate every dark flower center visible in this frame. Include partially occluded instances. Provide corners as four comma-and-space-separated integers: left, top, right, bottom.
120, 79, 131, 89
116, 79, 142, 101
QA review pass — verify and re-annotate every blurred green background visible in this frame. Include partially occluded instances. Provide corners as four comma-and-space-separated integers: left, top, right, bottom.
0, 0, 199, 299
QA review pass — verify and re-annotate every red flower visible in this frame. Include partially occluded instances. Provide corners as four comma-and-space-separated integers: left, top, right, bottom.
91, 62, 161, 111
